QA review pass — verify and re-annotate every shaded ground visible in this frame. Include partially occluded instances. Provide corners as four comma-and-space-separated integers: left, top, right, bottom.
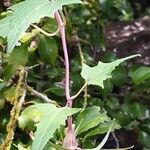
104, 16, 150, 65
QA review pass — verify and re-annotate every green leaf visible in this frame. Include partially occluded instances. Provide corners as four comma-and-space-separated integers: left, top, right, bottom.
31, 103, 80, 150
127, 102, 147, 119
18, 106, 42, 131
0, 99, 5, 111
101, 79, 113, 96
8, 45, 28, 66
0, 0, 82, 52
86, 123, 113, 150
81, 54, 140, 88
75, 106, 110, 135
0, 82, 6, 91
138, 131, 150, 148
38, 35, 58, 65
111, 65, 127, 86
3, 45, 28, 80
83, 120, 120, 140
0, 16, 11, 38
131, 66, 150, 85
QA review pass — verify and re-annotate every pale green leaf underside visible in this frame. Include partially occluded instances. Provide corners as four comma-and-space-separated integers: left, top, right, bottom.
0, 16, 11, 38
31, 104, 80, 150
0, 0, 82, 52
81, 54, 140, 88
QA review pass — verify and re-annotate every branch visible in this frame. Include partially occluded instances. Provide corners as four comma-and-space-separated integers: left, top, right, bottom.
26, 85, 60, 107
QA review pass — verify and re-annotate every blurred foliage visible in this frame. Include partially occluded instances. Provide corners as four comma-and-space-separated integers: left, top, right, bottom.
0, 0, 150, 149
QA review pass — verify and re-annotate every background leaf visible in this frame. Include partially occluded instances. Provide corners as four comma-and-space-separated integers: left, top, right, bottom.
75, 106, 110, 135
81, 54, 140, 88
38, 35, 58, 65
86, 123, 112, 150
131, 66, 150, 85
84, 120, 120, 140
31, 103, 80, 150
3, 45, 28, 80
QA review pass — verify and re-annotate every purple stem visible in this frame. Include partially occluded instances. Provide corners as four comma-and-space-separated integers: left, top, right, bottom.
54, 10, 73, 120
54, 11, 72, 105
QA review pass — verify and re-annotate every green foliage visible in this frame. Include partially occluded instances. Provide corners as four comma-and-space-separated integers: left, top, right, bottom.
0, 0, 82, 52
0, 16, 11, 38
0, 0, 149, 149
138, 131, 150, 149
31, 104, 80, 150
86, 124, 112, 150
38, 35, 58, 65
75, 106, 110, 135
18, 105, 42, 131
131, 66, 150, 85
4, 45, 28, 80
99, 0, 133, 20
81, 54, 140, 88
84, 121, 120, 140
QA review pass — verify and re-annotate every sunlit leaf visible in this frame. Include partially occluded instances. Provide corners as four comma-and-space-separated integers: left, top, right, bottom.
81, 54, 140, 88
18, 106, 42, 131
31, 103, 80, 150
0, 16, 11, 38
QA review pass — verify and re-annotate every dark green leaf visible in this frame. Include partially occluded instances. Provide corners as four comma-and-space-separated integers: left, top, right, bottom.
84, 120, 120, 140
38, 35, 58, 65
138, 131, 150, 148
131, 66, 150, 85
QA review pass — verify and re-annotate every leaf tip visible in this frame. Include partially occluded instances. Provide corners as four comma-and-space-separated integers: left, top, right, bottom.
136, 54, 142, 57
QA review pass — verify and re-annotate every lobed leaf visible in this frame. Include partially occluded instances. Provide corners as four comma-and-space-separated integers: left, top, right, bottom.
31, 103, 80, 150
81, 54, 140, 88
38, 34, 58, 65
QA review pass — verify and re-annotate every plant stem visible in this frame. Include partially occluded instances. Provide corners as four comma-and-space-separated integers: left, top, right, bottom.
54, 11, 78, 149
31, 24, 60, 37
70, 83, 87, 100
54, 11, 71, 103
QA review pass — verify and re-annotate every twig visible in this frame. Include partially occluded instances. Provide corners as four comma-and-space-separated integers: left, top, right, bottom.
70, 83, 87, 100
26, 64, 39, 70
31, 24, 60, 37
18, 90, 26, 108
26, 85, 60, 107
112, 132, 119, 149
